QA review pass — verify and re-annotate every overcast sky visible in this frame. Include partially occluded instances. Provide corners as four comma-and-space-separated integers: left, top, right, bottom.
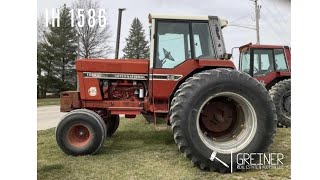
38, 0, 291, 64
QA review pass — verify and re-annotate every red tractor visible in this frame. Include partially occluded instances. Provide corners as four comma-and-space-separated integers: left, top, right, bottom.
56, 14, 277, 172
238, 43, 291, 127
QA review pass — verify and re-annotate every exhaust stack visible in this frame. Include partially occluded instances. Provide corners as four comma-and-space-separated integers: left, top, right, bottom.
115, 8, 126, 59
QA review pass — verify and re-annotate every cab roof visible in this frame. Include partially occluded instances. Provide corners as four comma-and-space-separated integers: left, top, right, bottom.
239, 43, 290, 50
148, 14, 228, 27
149, 14, 210, 22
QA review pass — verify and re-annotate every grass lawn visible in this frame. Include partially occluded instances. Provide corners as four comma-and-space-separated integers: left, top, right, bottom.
38, 116, 291, 180
37, 98, 60, 107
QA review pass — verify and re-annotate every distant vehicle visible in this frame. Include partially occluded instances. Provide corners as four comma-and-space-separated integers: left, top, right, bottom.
238, 43, 291, 127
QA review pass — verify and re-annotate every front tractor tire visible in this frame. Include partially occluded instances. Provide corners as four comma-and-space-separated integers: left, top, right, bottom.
269, 79, 291, 128
169, 69, 277, 172
104, 115, 120, 137
55, 109, 106, 156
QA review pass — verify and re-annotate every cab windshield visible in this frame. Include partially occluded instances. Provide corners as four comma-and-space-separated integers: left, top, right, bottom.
155, 21, 215, 68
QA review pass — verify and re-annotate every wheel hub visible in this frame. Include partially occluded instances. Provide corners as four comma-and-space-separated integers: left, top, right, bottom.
197, 92, 257, 154
201, 101, 236, 134
67, 124, 91, 147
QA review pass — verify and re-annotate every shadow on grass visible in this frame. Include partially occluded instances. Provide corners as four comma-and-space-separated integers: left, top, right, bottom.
38, 163, 72, 180
98, 127, 176, 155
38, 164, 64, 172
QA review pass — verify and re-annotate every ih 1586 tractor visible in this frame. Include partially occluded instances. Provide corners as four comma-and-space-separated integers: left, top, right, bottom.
56, 14, 277, 172
238, 43, 291, 127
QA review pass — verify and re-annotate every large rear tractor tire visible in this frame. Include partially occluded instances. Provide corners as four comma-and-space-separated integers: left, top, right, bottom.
169, 69, 277, 172
269, 79, 291, 128
55, 109, 106, 156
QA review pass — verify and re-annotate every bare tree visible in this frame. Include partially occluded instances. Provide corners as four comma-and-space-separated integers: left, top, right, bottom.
37, 14, 48, 44
72, 0, 113, 58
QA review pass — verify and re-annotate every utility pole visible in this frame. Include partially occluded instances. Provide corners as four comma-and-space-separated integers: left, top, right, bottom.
253, 0, 261, 44
115, 8, 126, 59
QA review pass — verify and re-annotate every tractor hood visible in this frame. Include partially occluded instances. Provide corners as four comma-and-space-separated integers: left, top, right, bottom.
75, 59, 149, 74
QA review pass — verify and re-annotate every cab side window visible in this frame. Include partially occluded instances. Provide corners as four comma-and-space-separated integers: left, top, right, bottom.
192, 23, 215, 59
274, 49, 288, 71
155, 21, 191, 68
253, 49, 274, 75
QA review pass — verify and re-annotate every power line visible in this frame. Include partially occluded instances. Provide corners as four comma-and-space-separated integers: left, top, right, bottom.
228, 24, 256, 30
230, 13, 253, 24
271, 0, 290, 29
259, 11, 290, 44
260, 0, 289, 35
231, 0, 260, 43
246, 0, 256, 9
242, 0, 290, 44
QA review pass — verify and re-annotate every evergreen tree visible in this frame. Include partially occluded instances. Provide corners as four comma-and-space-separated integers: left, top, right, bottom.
123, 18, 149, 59
38, 4, 78, 97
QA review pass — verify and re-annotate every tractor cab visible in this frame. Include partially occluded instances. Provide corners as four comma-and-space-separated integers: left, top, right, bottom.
238, 43, 291, 127
238, 43, 291, 87
148, 14, 229, 69
239, 43, 291, 77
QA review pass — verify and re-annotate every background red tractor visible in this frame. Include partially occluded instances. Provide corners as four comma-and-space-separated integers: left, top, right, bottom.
238, 43, 291, 127
56, 14, 277, 172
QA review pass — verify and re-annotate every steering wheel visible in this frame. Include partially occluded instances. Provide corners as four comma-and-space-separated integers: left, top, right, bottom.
160, 48, 175, 66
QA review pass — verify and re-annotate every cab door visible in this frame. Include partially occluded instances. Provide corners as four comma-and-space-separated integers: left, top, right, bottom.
149, 20, 217, 112
149, 20, 192, 112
